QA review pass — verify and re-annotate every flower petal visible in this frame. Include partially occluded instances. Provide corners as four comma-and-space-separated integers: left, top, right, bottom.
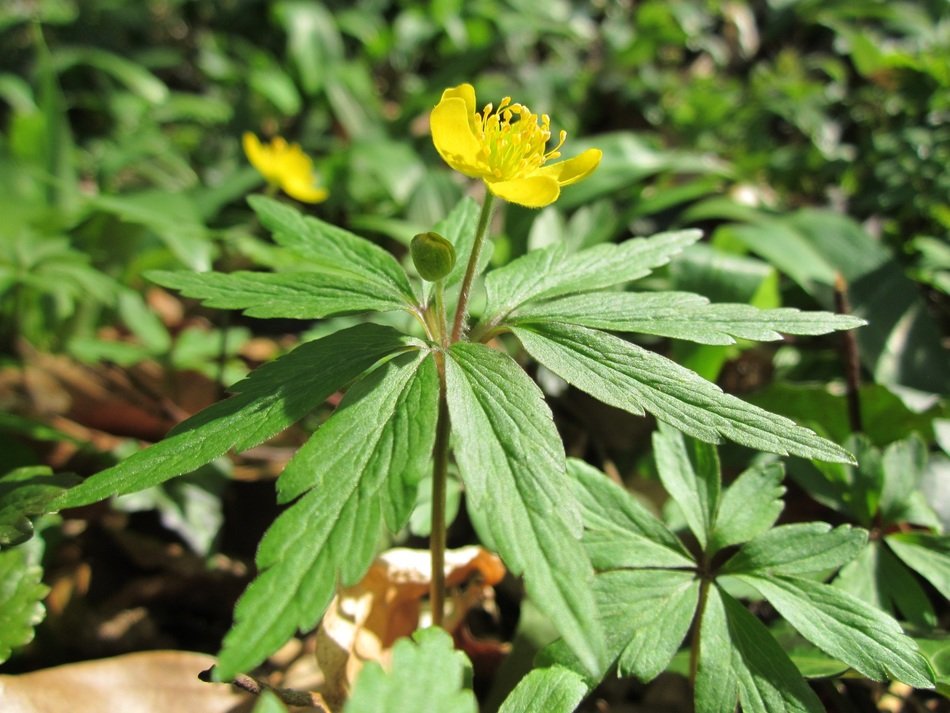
441, 83, 476, 116
243, 132, 273, 179
431, 96, 483, 177
538, 148, 603, 187
281, 175, 328, 204
487, 175, 561, 208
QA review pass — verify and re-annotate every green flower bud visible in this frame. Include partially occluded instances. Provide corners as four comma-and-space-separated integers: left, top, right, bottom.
411, 232, 456, 282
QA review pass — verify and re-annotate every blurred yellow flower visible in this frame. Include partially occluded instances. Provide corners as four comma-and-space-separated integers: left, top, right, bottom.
430, 83, 602, 208
242, 132, 328, 204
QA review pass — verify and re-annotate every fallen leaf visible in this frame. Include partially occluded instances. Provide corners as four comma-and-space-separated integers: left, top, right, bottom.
316, 546, 505, 706
0, 650, 252, 713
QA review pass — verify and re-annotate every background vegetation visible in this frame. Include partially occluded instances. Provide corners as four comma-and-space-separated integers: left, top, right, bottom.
1, 0, 947, 710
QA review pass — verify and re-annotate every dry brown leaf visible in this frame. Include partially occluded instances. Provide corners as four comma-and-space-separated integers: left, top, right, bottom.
316, 545, 506, 706
0, 650, 252, 713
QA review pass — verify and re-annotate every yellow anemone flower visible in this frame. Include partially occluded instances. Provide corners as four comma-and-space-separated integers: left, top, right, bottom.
242, 132, 328, 204
430, 83, 602, 208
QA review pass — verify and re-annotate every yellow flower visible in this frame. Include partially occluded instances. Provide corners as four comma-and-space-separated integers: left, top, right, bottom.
242, 132, 328, 204
430, 83, 602, 208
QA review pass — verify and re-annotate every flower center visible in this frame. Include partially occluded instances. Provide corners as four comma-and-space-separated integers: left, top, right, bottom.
475, 97, 566, 181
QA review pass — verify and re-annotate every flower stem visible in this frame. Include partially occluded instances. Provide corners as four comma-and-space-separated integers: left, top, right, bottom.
450, 193, 495, 343
434, 280, 448, 349
430, 358, 451, 627
689, 574, 712, 690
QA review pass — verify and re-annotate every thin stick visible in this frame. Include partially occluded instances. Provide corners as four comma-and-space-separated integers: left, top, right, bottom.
450, 193, 495, 343
430, 362, 451, 627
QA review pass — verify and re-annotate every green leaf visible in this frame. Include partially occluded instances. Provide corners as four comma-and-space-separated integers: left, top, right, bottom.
497, 666, 588, 713
887, 533, 950, 600
879, 436, 929, 524
721, 523, 867, 576
249, 195, 416, 303
434, 197, 481, 290
515, 292, 866, 345
54, 324, 413, 509
445, 342, 605, 675
834, 542, 937, 628
599, 569, 700, 682
483, 230, 701, 321
344, 628, 477, 713
88, 191, 212, 271
0, 466, 79, 547
216, 352, 437, 679
710, 463, 785, 555
53, 47, 169, 103
0, 545, 48, 663
653, 425, 720, 549
567, 458, 694, 569
739, 573, 935, 688
148, 269, 410, 319
512, 322, 854, 463
696, 585, 824, 713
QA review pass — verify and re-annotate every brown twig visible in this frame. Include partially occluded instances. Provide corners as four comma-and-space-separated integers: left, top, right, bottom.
199, 667, 331, 711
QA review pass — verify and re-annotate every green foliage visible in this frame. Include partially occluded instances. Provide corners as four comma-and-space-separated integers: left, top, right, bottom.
0, 466, 78, 547
216, 351, 437, 680
0, 543, 48, 664
446, 341, 604, 675
794, 433, 950, 631
36, 191, 876, 688
3, 2, 947, 708
542, 431, 934, 710
344, 628, 477, 713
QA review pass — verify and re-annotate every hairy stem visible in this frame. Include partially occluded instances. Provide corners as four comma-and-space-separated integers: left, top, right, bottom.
450, 193, 495, 343
430, 358, 451, 627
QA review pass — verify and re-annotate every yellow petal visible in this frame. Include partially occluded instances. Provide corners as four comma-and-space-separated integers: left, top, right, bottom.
281, 175, 328, 204
440, 83, 476, 116
431, 96, 484, 177
537, 148, 603, 187
243, 132, 269, 175
487, 175, 561, 208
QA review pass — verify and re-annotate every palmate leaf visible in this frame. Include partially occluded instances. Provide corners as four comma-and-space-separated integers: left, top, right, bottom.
721, 523, 867, 577
482, 229, 702, 321
511, 321, 854, 463
599, 569, 700, 682
710, 462, 785, 555
54, 324, 413, 509
344, 628, 477, 713
696, 585, 825, 713
514, 291, 866, 345
738, 573, 935, 688
834, 542, 937, 628
497, 665, 588, 713
445, 343, 605, 675
248, 195, 417, 303
546, 461, 697, 684
0, 466, 79, 547
215, 351, 438, 680
886, 533, 950, 600
568, 459, 694, 570
148, 269, 411, 319
653, 425, 721, 549
0, 545, 49, 664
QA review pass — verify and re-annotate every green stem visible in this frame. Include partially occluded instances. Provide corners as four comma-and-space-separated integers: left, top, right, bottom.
689, 574, 712, 690
450, 193, 495, 343
434, 280, 448, 349
430, 358, 451, 627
